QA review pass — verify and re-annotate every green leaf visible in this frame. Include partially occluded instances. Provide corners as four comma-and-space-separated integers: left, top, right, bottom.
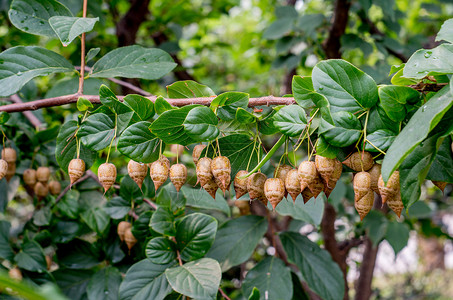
382, 86, 453, 181
242, 256, 293, 300
181, 186, 230, 215
248, 287, 260, 300
132, 211, 155, 240
99, 85, 134, 132
404, 44, 453, 79
81, 207, 110, 235
280, 232, 344, 300
0, 46, 74, 97
86, 48, 100, 63
104, 197, 130, 219
117, 121, 161, 163
49, 16, 98, 46
150, 207, 176, 236
33, 205, 52, 226
244, 135, 285, 177
363, 211, 388, 245
154, 96, 175, 115
366, 104, 399, 134
54, 268, 94, 300
391, 68, 417, 86
263, 18, 294, 40
119, 259, 174, 300
86, 266, 122, 300
175, 213, 217, 262
155, 184, 186, 212
55, 120, 97, 173
211, 92, 249, 120
236, 107, 256, 124
436, 18, 453, 43
91, 46, 176, 80
8, 0, 72, 37
183, 106, 219, 142
77, 97, 94, 112
0, 273, 68, 300
426, 136, 453, 183
165, 258, 221, 300
0, 112, 10, 125
312, 59, 378, 113
207, 215, 268, 272
167, 80, 216, 98
119, 176, 142, 201
57, 239, 101, 270
14, 241, 47, 272
276, 195, 325, 226
378, 86, 420, 122
78, 113, 115, 151
150, 105, 200, 146
319, 111, 362, 147
292, 76, 316, 108
145, 237, 177, 265
385, 222, 410, 255
0, 221, 14, 261
364, 129, 396, 152
316, 136, 339, 159
273, 105, 307, 137
123, 94, 155, 121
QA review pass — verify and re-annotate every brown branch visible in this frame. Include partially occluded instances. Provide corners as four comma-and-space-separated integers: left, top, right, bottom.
9, 95, 42, 127
218, 288, 231, 300
322, 0, 351, 59
55, 173, 91, 202
0, 94, 295, 113
78, 0, 88, 94
143, 198, 157, 210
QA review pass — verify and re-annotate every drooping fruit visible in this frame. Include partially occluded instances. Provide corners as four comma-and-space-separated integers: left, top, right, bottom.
274, 164, 291, 197
387, 191, 404, 217
196, 157, 213, 187
98, 163, 117, 193
432, 180, 447, 193
369, 164, 381, 194
315, 155, 336, 186
150, 160, 169, 191
235, 200, 250, 215
247, 172, 267, 205
0, 159, 7, 181
117, 221, 132, 242
285, 169, 301, 202
160, 156, 170, 169
124, 227, 137, 250
302, 176, 324, 203
203, 178, 218, 199
23, 169, 37, 187
49, 181, 61, 195
170, 163, 187, 192
192, 144, 206, 165
68, 159, 85, 186
343, 151, 374, 172
298, 161, 318, 193
8, 267, 22, 281
34, 182, 49, 199
1, 147, 16, 164
127, 160, 148, 189
264, 178, 285, 209
353, 172, 371, 202
355, 190, 374, 220
45, 255, 52, 270
5, 162, 15, 181
234, 170, 248, 199
324, 159, 343, 198
211, 156, 231, 193
171, 144, 184, 156
36, 166, 50, 183
378, 171, 400, 204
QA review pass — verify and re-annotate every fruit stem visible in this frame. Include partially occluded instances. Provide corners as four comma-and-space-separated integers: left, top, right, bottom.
106, 113, 118, 163
77, 0, 88, 94
215, 138, 221, 156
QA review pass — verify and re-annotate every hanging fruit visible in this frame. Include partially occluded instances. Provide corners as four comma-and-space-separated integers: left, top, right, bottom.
23, 169, 37, 187
234, 170, 248, 199
68, 159, 85, 186
343, 151, 374, 172
192, 144, 206, 165
117, 221, 132, 242
196, 157, 213, 187
170, 163, 187, 192
150, 159, 169, 190
298, 161, 319, 193
264, 178, 285, 209
285, 169, 301, 202
127, 160, 148, 189
378, 171, 400, 204
211, 156, 231, 193
98, 163, 117, 193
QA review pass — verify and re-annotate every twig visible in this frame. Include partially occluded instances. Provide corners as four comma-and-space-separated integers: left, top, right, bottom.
176, 249, 183, 266
78, 0, 88, 94
218, 287, 231, 300
128, 210, 139, 220
9, 95, 42, 128
143, 198, 157, 210
55, 173, 91, 202
0, 94, 295, 113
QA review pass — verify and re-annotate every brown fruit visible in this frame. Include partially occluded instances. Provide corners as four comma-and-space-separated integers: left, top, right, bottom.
8, 267, 22, 281
353, 172, 371, 202
150, 160, 169, 190
432, 180, 447, 193
117, 221, 132, 242
235, 200, 250, 215
369, 164, 381, 194
1, 147, 16, 164
36, 166, 51, 183
5, 162, 15, 182
98, 163, 117, 192
324, 160, 343, 198
171, 144, 184, 157
193, 144, 206, 165
211, 156, 231, 193
355, 190, 374, 220
234, 170, 249, 199
45, 255, 52, 270
378, 171, 400, 204
247, 172, 267, 201
68, 159, 85, 186
302, 176, 324, 203
160, 156, 170, 169
315, 155, 336, 186
49, 181, 61, 195
34, 182, 49, 199
128, 160, 148, 189
23, 168, 37, 187
285, 169, 301, 202
274, 164, 291, 197
0, 159, 7, 181
124, 227, 137, 250
343, 152, 374, 172
196, 157, 213, 187
170, 163, 187, 192
264, 178, 285, 209
387, 191, 404, 217
298, 161, 319, 193
203, 178, 218, 199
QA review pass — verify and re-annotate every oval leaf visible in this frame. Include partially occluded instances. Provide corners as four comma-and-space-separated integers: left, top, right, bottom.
49, 16, 98, 46
167, 80, 215, 98
273, 105, 307, 137
403, 44, 453, 79
183, 106, 219, 142
146, 237, 177, 265
117, 121, 162, 163
150, 207, 176, 236
318, 111, 362, 147
86, 266, 122, 300
292, 76, 315, 108
364, 129, 396, 152
78, 113, 115, 151
378, 86, 420, 122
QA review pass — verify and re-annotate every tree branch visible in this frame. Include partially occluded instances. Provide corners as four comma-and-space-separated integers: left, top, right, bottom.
0, 94, 295, 113
9, 95, 42, 127
78, 0, 88, 94
322, 0, 351, 59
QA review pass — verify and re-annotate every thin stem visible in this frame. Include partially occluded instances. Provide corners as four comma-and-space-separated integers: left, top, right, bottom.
365, 139, 386, 155
78, 0, 89, 94
218, 288, 231, 300
106, 113, 118, 163
215, 138, 221, 156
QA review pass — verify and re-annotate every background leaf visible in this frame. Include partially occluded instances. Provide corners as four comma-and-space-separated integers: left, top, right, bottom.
426, 136, 453, 183
49, 16, 98, 46
14, 241, 47, 272
145, 237, 177, 265
167, 80, 216, 98
86, 266, 122, 300
385, 222, 410, 255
